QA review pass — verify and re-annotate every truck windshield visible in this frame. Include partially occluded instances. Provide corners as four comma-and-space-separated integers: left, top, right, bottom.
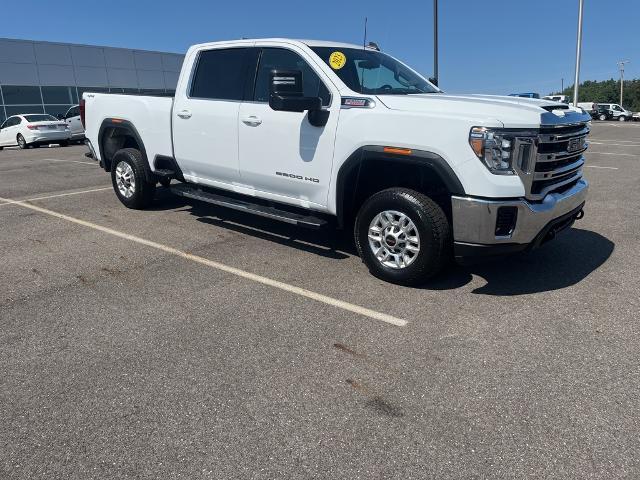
311, 47, 439, 95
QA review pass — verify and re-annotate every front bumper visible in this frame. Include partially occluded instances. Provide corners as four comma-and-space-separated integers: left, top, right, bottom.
452, 179, 588, 258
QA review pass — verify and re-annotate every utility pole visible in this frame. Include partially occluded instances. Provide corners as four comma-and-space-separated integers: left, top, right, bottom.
572, 0, 584, 106
433, 0, 439, 86
561, 78, 564, 94
618, 60, 629, 106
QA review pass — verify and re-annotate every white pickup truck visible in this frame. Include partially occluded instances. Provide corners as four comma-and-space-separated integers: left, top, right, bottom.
83, 38, 590, 285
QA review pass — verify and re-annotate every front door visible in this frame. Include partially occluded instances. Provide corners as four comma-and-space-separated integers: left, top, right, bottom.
237, 46, 339, 209
172, 46, 256, 186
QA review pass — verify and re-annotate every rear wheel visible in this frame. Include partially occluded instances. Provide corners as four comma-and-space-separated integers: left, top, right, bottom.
354, 188, 451, 286
598, 114, 607, 121
17, 134, 27, 149
110, 148, 156, 209
618, 116, 627, 122
59, 140, 69, 147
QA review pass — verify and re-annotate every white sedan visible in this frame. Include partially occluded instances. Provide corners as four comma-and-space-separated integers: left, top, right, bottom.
0, 114, 72, 150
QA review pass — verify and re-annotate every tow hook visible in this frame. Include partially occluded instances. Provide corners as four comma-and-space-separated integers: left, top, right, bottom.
575, 209, 585, 220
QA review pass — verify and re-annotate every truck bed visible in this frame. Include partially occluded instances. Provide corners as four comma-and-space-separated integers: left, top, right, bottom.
83, 92, 175, 167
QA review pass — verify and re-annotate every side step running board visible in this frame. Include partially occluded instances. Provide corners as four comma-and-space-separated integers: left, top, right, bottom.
170, 184, 328, 229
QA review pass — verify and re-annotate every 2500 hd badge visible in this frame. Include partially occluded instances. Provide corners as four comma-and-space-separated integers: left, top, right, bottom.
276, 171, 320, 183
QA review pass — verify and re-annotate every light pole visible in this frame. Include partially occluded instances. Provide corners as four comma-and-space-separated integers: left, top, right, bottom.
572, 0, 584, 106
433, 0, 439, 86
618, 60, 629, 106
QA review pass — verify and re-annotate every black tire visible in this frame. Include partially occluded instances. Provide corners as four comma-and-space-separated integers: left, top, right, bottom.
618, 116, 626, 122
17, 134, 27, 149
110, 148, 156, 209
354, 188, 451, 286
158, 177, 172, 188
32, 143, 40, 148
598, 114, 607, 121
59, 140, 69, 147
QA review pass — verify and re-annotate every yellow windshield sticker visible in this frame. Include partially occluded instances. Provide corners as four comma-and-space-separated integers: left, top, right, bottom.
329, 51, 347, 70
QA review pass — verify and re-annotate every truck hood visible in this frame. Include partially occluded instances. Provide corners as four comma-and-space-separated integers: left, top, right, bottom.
375, 93, 582, 128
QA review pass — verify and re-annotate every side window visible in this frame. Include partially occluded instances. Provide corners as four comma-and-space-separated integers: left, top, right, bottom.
254, 48, 331, 106
190, 48, 249, 101
0, 120, 7, 129
69, 107, 80, 117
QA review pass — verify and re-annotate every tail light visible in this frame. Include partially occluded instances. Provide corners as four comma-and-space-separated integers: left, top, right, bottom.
80, 98, 86, 128
26, 124, 40, 130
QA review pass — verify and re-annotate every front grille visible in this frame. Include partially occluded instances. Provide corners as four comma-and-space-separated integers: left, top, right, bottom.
522, 122, 589, 200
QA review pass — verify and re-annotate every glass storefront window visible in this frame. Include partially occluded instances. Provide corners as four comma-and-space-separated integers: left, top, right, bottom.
44, 105, 73, 119
4, 105, 45, 116
1, 86, 43, 105
41, 86, 75, 104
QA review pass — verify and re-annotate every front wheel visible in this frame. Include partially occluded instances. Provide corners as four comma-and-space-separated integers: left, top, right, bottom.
110, 148, 156, 209
354, 188, 451, 286
618, 116, 627, 122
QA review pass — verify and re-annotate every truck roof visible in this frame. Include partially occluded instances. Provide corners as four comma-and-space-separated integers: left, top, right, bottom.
190, 38, 366, 51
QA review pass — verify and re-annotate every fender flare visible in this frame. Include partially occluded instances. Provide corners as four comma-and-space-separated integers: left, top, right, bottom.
335, 146, 466, 227
98, 119, 152, 179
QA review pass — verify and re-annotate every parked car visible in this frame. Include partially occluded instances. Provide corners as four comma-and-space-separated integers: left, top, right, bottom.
509, 92, 541, 99
597, 103, 633, 121
62, 105, 85, 143
633, 111, 640, 122
0, 114, 71, 149
83, 38, 590, 285
591, 104, 615, 121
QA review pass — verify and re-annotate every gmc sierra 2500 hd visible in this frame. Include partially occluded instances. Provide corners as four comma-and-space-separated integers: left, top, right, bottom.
83, 38, 590, 285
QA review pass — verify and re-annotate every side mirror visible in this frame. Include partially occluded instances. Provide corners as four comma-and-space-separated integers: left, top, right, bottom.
269, 69, 320, 113
268, 69, 328, 127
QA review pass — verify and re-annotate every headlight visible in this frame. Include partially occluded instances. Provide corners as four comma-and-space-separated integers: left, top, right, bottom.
469, 127, 515, 175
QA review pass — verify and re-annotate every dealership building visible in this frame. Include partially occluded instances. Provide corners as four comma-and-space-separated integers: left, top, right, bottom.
0, 37, 184, 123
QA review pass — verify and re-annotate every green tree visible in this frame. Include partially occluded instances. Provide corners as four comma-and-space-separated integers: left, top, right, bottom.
550, 78, 640, 111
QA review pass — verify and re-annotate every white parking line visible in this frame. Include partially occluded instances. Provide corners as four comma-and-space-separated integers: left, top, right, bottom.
43, 157, 97, 166
586, 165, 619, 170
589, 141, 640, 147
0, 195, 408, 327
0, 186, 112, 207
588, 152, 637, 157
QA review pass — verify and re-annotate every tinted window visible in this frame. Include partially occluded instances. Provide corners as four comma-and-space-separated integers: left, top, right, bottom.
67, 106, 80, 117
41, 86, 75, 104
44, 105, 73, 118
311, 47, 438, 95
2, 85, 43, 105
190, 48, 249, 101
5, 105, 44, 116
254, 48, 331, 106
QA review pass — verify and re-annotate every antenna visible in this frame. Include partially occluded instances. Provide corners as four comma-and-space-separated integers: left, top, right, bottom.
363, 17, 368, 49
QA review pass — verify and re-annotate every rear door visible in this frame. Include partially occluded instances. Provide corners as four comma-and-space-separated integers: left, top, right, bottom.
172, 46, 256, 185
0, 118, 11, 145
237, 45, 339, 208
0, 117, 19, 146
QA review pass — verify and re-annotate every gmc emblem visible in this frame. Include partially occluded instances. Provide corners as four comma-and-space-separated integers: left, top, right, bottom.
567, 137, 585, 153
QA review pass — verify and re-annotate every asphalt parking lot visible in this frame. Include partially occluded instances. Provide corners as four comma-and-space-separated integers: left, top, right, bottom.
1, 122, 639, 479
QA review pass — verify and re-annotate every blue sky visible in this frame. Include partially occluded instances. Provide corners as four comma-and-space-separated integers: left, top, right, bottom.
4, 0, 638, 95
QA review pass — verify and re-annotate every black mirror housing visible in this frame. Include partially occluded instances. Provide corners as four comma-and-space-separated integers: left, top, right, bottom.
269, 69, 322, 113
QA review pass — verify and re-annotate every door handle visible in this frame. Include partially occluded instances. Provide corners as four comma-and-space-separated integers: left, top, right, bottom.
241, 115, 262, 126
177, 110, 192, 119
